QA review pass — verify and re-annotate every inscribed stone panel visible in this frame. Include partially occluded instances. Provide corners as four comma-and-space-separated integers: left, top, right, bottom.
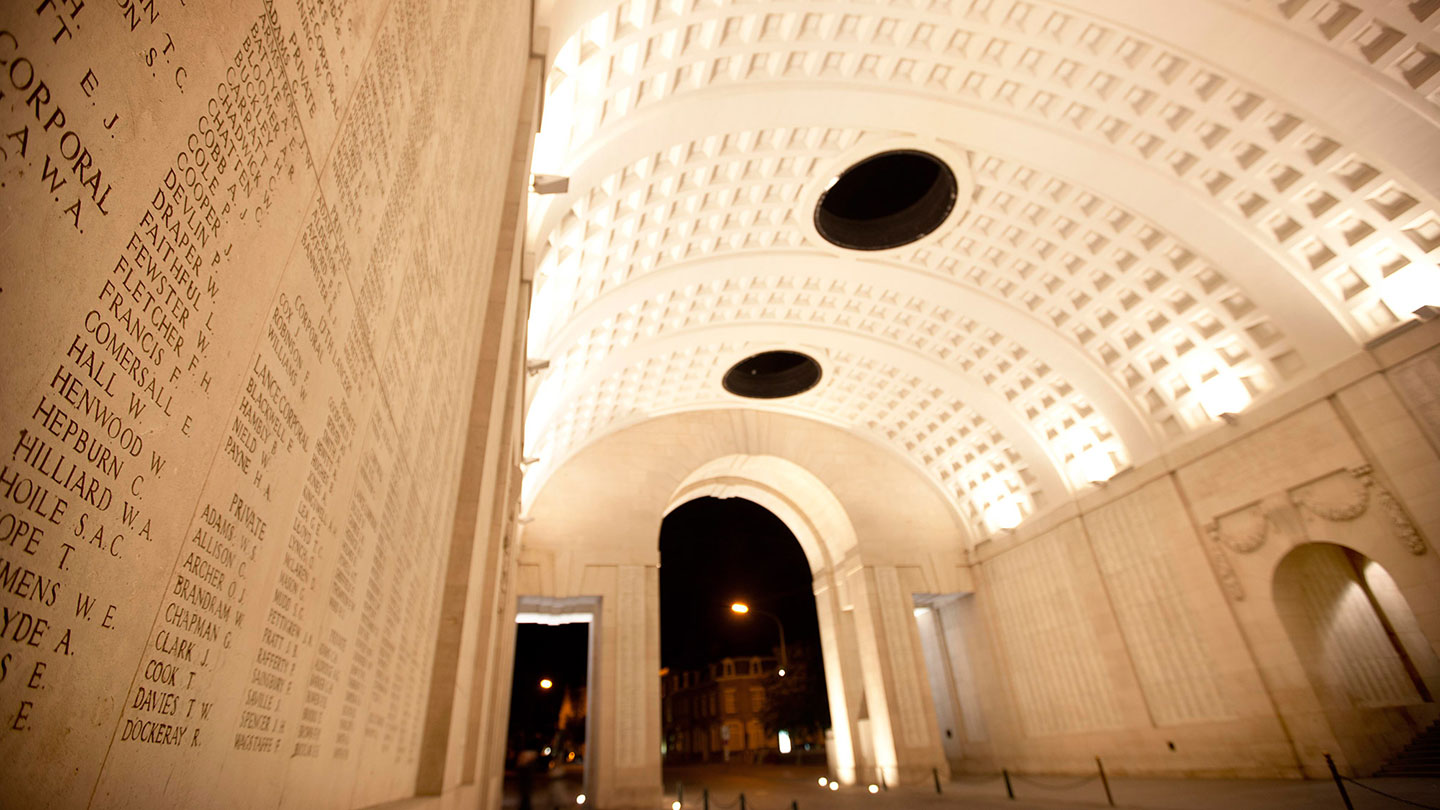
1389, 344, 1440, 449
983, 527, 1123, 736
1084, 481, 1233, 726
0, 0, 524, 807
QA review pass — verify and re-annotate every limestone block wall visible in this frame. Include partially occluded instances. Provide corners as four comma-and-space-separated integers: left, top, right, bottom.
0, 1, 530, 808
958, 323, 1440, 779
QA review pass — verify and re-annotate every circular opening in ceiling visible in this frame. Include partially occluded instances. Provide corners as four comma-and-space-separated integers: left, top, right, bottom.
722, 351, 822, 399
814, 150, 958, 251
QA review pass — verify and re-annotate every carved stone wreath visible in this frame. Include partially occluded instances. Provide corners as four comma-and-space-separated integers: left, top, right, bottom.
1213, 504, 1269, 554
1288, 466, 1426, 556
1291, 469, 1369, 522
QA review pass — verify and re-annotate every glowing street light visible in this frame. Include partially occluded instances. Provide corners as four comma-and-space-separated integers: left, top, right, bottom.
539, 678, 554, 690
730, 601, 788, 675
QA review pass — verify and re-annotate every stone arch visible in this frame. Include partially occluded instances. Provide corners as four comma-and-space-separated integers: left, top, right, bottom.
661, 454, 867, 781
664, 453, 860, 573
518, 411, 966, 802
1271, 541, 1440, 774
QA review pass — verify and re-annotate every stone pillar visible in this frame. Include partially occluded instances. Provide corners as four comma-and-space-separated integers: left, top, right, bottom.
813, 570, 862, 784
843, 561, 949, 786
586, 564, 662, 809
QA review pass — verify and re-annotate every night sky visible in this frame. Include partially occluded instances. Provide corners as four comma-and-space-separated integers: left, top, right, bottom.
658, 497, 819, 671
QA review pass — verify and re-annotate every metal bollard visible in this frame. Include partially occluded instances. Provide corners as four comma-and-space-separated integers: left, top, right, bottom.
1096, 756, 1114, 807
1002, 768, 1014, 800
739, 792, 746, 810
1324, 753, 1354, 810
932, 767, 942, 794
703, 787, 710, 810
791, 801, 798, 810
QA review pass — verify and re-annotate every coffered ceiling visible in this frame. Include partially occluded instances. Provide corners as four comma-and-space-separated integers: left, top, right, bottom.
522, 0, 1440, 538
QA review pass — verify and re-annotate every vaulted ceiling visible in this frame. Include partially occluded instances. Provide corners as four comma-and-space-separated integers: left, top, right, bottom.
522, 0, 1440, 539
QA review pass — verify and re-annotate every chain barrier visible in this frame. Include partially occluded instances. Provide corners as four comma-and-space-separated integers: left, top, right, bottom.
1341, 776, 1440, 810
950, 772, 1006, 783
1012, 773, 1100, 790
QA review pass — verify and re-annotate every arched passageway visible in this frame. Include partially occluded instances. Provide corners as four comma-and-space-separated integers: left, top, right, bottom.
515, 412, 976, 806
657, 497, 829, 766
1272, 542, 1438, 772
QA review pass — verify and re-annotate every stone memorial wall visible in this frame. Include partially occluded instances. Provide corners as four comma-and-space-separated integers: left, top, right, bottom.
0, 0, 527, 807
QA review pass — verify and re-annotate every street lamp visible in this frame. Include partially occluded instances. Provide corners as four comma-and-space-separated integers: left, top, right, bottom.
539, 678, 553, 690
729, 602, 788, 676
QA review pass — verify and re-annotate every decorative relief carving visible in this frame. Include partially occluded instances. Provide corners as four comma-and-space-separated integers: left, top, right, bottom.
1203, 523, 1245, 602
1289, 466, 1426, 556
1290, 468, 1369, 522
1369, 478, 1427, 557
1214, 504, 1270, 554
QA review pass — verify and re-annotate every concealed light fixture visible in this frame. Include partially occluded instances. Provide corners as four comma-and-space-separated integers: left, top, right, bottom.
818, 777, 829, 787
576, 794, 587, 805
532, 174, 570, 194
815, 150, 958, 250
1378, 262, 1439, 318
722, 351, 822, 399
672, 802, 682, 810
829, 782, 839, 791
777, 668, 786, 677
985, 499, 1024, 532
868, 784, 880, 794
1075, 445, 1116, 485
1197, 373, 1250, 423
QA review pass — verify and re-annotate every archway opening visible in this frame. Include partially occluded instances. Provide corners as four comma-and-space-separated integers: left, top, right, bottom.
658, 497, 831, 775
1273, 542, 1438, 772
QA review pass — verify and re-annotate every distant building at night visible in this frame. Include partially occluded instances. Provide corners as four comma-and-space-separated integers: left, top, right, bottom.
662, 656, 779, 763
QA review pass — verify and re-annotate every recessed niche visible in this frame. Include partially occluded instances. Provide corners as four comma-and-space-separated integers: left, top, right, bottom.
815, 150, 958, 250
722, 351, 822, 399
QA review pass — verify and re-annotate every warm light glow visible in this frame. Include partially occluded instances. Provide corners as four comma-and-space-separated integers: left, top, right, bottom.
777, 668, 786, 677
818, 777, 829, 787
672, 802, 682, 810
543, 747, 552, 756
1380, 262, 1440, 317
567, 752, 575, 762
868, 784, 880, 794
778, 730, 792, 754
1074, 445, 1116, 484
985, 498, 1023, 531
576, 795, 586, 805
829, 782, 839, 791
539, 678, 553, 690
1197, 373, 1251, 420
730, 602, 750, 614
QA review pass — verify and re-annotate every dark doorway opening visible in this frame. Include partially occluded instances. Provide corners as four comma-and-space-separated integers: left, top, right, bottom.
506, 622, 588, 807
